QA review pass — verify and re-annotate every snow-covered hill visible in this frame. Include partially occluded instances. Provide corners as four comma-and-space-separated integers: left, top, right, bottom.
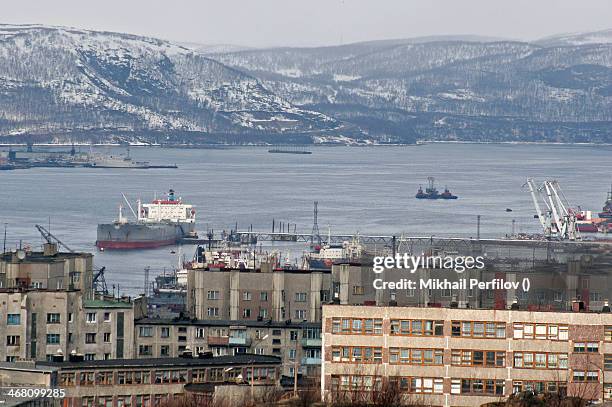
0, 24, 341, 143
209, 31, 612, 143
2, 25, 612, 144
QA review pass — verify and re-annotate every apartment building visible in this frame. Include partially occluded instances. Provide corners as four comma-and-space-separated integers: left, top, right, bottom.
322, 304, 612, 406
187, 265, 331, 322
134, 317, 322, 377
0, 354, 281, 407
332, 259, 612, 311
0, 243, 94, 299
0, 289, 140, 362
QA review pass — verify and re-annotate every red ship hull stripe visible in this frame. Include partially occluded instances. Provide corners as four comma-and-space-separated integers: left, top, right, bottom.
95, 239, 176, 250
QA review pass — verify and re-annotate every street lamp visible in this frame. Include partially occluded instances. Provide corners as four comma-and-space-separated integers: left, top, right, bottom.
250, 334, 269, 403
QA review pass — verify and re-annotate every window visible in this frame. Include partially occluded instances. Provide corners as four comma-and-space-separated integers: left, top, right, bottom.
160, 327, 170, 338
289, 349, 296, 360
68, 313, 73, 323
454, 378, 505, 395
46, 313, 61, 324
352, 286, 364, 295
243, 291, 252, 301
103, 312, 111, 322
390, 319, 444, 336
103, 332, 111, 343
573, 342, 599, 353
331, 318, 383, 335
605, 326, 612, 342
260, 292, 268, 301
243, 308, 251, 318
331, 346, 383, 363
80, 372, 95, 386
207, 307, 219, 317
138, 345, 153, 356
207, 290, 219, 300
84, 353, 95, 361
451, 350, 505, 367
290, 331, 299, 341
160, 345, 170, 356
295, 292, 307, 302
605, 354, 612, 370
295, 310, 306, 320
388, 377, 443, 394
85, 333, 96, 344
86, 312, 97, 323
451, 321, 505, 338
46, 334, 60, 344
389, 348, 444, 365
6, 335, 21, 346
513, 352, 567, 369
513, 323, 568, 340
139, 326, 153, 337
573, 370, 599, 382
7, 314, 20, 325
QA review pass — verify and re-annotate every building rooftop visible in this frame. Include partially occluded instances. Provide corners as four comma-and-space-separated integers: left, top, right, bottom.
1, 250, 92, 263
83, 299, 133, 309
322, 303, 612, 315
37, 354, 281, 370
135, 317, 321, 329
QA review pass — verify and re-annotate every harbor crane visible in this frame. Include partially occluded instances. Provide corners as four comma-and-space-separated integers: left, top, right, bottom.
524, 178, 580, 241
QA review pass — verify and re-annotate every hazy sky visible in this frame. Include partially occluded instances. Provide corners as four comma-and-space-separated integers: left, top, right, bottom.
3, 0, 612, 47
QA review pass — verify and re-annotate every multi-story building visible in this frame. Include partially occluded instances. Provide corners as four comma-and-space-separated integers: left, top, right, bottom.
0, 289, 141, 362
0, 354, 281, 407
0, 243, 93, 299
187, 265, 331, 322
322, 304, 612, 406
134, 317, 322, 377
331, 256, 612, 311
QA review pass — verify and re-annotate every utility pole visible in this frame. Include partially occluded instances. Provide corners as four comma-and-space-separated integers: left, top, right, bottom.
477, 215, 481, 240
3, 223, 7, 254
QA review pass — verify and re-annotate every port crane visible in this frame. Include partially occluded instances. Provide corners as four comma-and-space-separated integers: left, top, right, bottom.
35, 224, 74, 252
524, 178, 580, 241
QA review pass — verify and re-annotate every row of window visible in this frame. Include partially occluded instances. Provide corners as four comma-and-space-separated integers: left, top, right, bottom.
7, 333, 112, 346
330, 346, 383, 363
5, 312, 111, 325
330, 318, 384, 335
61, 367, 277, 387
330, 376, 595, 396
330, 318, 582, 341
206, 290, 308, 302
331, 348, 570, 369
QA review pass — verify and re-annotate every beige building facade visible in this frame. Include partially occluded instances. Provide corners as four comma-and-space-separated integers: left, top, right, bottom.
322, 304, 612, 406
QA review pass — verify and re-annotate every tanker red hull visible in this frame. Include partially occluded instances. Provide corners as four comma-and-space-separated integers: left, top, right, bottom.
96, 239, 176, 250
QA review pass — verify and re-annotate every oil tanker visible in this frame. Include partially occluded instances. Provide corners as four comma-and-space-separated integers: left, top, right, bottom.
96, 190, 196, 250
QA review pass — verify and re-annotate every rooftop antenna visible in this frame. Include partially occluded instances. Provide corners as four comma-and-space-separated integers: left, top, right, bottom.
3, 223, 7, 254
310, 201, 321, 248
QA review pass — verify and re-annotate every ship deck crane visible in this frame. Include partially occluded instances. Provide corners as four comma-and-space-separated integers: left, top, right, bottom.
524, 178, 580, 241
35, 224, 74, 252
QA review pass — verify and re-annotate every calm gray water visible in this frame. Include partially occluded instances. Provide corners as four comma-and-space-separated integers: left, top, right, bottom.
1, 144, 610, 294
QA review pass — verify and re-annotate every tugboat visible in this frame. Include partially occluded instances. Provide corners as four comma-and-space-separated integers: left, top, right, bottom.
416, 177, 458, 200
599, 185, 612, 219
440, 187, 458, 200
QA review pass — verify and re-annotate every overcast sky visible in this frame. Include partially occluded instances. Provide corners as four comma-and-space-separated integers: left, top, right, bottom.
3, 0, 612, 47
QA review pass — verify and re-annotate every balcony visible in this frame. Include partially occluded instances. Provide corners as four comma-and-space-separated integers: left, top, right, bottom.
301, 357, 322, 366
301, 338, 322, 348
228, 336, 252, 346
207, 336, 229, 346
